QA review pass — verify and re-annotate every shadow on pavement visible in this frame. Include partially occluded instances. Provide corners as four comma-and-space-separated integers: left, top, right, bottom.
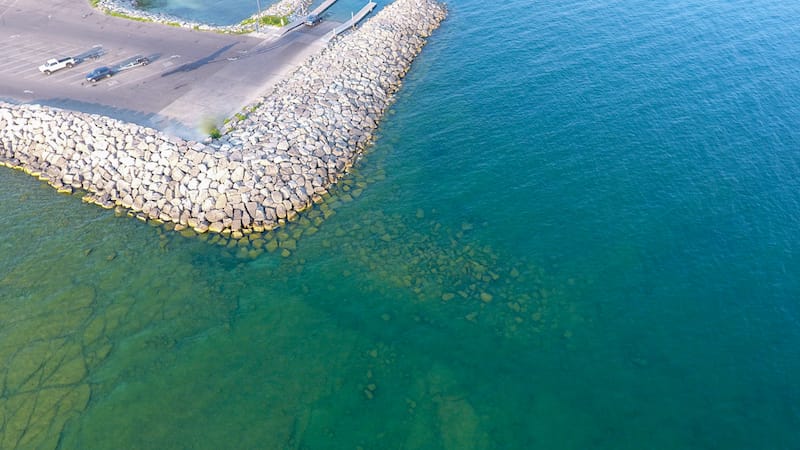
161, 43, 238, 77
33, 98, 205, 141
73, 46, 105, 65
145, 53, 163, 64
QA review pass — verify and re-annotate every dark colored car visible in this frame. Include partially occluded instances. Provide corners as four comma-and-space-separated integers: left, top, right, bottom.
86, 66, 113, 83
304, 14, 321, 26
119, 56, 150, 71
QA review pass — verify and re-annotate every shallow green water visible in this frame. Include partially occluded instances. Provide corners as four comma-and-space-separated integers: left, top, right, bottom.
2, 0, 800, 448
1, 153, 584, 448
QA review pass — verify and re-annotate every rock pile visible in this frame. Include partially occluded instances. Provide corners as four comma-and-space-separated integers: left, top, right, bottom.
259, 0, 312, 20
0, 0, 447, 237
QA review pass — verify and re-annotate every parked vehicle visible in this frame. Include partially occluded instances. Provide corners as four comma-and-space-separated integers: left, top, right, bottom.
38, 57, 76, 75
86, 66, 113, 83
118, 56, 150, 71
304, 14, 321, 26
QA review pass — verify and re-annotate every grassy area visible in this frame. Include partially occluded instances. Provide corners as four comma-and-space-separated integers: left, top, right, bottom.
202, 118, 223, 139
108, 10, 152, 22
241, 15, 289, 27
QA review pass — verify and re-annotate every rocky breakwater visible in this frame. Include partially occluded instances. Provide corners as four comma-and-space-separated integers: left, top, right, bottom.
0, 0, 447, 238
216, 0, 448, 210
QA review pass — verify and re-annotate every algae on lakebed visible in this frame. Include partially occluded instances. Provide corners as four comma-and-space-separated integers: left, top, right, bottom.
1, 151, 588, 449
0, 172, 238, 449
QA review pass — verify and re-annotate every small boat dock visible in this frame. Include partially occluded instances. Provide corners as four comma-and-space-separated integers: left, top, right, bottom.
326, 2, 378, 41
275, 0, 341, 37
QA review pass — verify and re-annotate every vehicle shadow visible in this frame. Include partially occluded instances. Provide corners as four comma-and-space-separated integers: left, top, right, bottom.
73, 46, 105, 65
145, 53, 163, 64
160, 43, 238, 77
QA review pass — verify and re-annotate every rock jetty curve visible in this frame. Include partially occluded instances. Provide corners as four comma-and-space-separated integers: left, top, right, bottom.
0, 0, 447, 238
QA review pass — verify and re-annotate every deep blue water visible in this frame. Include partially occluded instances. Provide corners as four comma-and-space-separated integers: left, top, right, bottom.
1, 0, 799, 448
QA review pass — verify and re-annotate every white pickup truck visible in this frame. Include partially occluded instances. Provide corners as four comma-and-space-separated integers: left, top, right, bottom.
38, 57, 76, 75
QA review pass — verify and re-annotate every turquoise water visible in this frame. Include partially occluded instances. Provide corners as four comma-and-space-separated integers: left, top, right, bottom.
138, 0, 378, 24
2, 0, 800, 448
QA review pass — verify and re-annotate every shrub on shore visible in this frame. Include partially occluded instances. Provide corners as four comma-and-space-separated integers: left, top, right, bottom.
241, 15, 288, 27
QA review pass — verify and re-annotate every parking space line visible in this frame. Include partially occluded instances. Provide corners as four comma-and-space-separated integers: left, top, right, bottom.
6, 47, 38, 59
0, 37, 126, 81
0, 61, 21, 71
18, 67, 41, 77
22, 72, 45, 81
0, 0, 20, 20
4, 67, 30, 75
66, 75, 90, 85
106, 77, 147, 91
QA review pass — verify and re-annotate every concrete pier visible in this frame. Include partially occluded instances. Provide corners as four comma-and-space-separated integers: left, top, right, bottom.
310, 0, 341, 16
275, 0, 341, 37
328, 2, 378, 41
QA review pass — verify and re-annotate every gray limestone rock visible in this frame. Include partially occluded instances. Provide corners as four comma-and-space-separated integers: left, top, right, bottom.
0, 0, 447, 234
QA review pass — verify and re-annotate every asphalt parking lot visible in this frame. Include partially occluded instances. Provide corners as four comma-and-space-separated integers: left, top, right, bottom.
0, 0, 339, 138
4, 40, 155, 89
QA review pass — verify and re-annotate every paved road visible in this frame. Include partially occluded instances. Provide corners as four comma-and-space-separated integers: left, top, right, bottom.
0, 0, 338, 138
